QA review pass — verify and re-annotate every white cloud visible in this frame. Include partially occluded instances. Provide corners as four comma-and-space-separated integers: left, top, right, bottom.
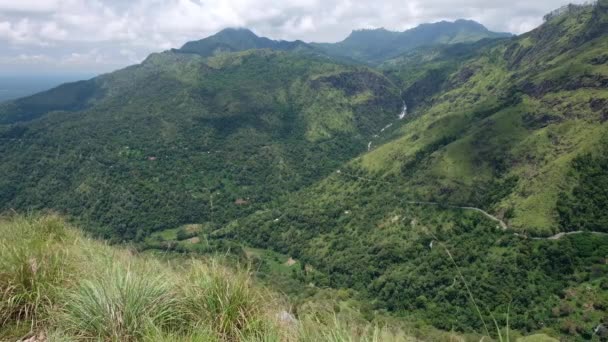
0, 0, 592, 73
40, 22, 68, 40
0, 0, 59, 13
0, 19, 43, 44
0, 53, 53, 65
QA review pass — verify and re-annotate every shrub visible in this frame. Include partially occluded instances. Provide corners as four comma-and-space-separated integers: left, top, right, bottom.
178, 260, 281, 340
58, 261, 182, 341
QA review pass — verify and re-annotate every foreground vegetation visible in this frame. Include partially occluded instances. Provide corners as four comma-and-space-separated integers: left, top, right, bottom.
2, 213, 580, 341
0, 213, 465, 341
0, 213, 359, 341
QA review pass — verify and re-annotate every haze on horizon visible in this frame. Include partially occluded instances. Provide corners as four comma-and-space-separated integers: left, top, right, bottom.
0, 0, 591, 74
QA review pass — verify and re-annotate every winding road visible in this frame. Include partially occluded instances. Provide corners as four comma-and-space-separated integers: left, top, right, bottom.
336, 171, 607, 241
404, 201, 508, 230
342, 99, 608, 241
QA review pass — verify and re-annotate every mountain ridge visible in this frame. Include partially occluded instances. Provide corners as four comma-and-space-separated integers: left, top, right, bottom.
177, 27, 314, 57
312, 19, 512, 64
0, 4, 607, 340
172, 19, 511, 64
0, 48, 403, 239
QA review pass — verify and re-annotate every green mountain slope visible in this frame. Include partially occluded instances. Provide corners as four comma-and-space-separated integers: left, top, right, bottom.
313, 19, 512, 64
218, 2, 608, 338
355, 0, 607, 235
0, 49, 402, 239
0, 4, 607, 340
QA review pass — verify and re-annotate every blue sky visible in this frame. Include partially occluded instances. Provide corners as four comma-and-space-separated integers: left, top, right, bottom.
0, 0, 589, 74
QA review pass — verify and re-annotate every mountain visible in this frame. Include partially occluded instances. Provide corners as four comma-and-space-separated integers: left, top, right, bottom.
312, 19, 512, 64
0, 48, 402, 239
1, 5, 607, 340
178, 27, 314, 57
216, 1, 608, 337
169, 22, 510, 65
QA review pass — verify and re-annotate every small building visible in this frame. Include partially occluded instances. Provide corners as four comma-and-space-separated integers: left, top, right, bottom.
235, 198, 249, 205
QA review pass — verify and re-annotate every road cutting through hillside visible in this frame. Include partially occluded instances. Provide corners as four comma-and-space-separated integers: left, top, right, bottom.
335, 169, 607, 240
404, 201, 508, 230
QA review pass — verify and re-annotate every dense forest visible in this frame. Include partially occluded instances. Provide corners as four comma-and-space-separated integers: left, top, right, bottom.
558, 140, 608, 232
0, 51, 402, 240
0, 1, 607, 340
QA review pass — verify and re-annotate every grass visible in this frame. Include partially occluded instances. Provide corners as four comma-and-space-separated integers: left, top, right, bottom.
244, 247, 300, 275
179, 260, 276, 340
1, 213, 574, 341
2, 212, 454, 341
58, 262, 181, 340
0, 212, 288, 341
0, 214, 74, 332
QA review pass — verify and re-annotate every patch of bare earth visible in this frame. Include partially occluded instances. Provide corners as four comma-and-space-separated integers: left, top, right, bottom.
186, 237, 200, 244
185, 224, 202, 233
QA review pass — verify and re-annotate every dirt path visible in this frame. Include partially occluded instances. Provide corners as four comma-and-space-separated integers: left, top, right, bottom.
335, 171, 608, 240
404, 201, 508, 230
514, 231, 608, 240
336, 171, 509, 229
401, 202, 607, 240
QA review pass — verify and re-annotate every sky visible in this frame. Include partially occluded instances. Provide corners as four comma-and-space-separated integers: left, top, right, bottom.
0, 0, 589, 74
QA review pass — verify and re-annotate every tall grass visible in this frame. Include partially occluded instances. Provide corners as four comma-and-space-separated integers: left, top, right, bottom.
294, 312, 440, 342
179, 260, 280, 340
0, 213, 288, 341
0, 213, 74, 331
58, 262, 181, 340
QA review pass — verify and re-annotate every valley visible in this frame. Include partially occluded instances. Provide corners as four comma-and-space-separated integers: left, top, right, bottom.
1, 1, 607, 341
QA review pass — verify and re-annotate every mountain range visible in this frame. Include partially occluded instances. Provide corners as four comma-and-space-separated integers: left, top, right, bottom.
0, 3, 607, 340
177, 19, 511, 64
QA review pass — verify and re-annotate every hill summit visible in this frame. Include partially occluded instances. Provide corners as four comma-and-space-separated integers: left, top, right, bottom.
178, 28, 312, 57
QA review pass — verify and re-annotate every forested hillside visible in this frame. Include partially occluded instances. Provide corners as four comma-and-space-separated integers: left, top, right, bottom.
220, 1, 608, 338
0, 2, 607, 341
0, 48, 402, 240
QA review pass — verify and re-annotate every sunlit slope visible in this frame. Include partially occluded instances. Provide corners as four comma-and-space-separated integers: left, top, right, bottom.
361, 1, 608, 234
221, 4, 608, 335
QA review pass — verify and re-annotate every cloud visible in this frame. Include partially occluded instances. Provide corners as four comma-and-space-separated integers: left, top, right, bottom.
40, 21, 68, 40
0, 53, 53, 63
0, 0, 591, 73
0, 0, 59, 13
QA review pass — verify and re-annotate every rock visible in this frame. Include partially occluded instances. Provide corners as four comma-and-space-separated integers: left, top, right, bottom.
18, 333, 46, 342
277, 310, 297, 325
